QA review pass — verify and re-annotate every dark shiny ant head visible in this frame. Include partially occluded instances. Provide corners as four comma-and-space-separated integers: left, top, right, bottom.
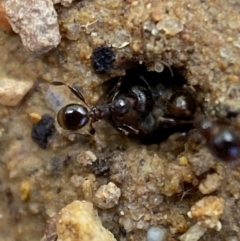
110, 98, 134, 117
196, 116, 240, 162
167, 90, 196, 119
57, 104, 89, 130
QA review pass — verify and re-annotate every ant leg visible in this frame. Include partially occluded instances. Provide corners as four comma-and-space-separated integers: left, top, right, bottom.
121, 123, 140, 135
129, 86, 154, 113
89, 123, 96, 135
109, 118, 139, 135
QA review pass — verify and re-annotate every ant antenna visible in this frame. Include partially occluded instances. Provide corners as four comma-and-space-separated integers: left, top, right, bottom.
51, 81, 89, 107
160, 60, 174, 77
139, 75, 151, 90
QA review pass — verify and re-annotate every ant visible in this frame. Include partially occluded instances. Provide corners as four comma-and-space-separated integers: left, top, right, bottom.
54, 66, 240, 165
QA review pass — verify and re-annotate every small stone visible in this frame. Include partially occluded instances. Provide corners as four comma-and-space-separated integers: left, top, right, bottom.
154, 62, 164, 73
179, 156, 189, 166
82, 178, 94, 202
179, 223, 207, 241
52, 0, 73, 7
233, 37, 240, 48
29, 203, 41, 214
77, 150, 97, 166
228, 75, 239, 83
28, 113, 42, 124
151, 5, 164, 22
92, 46, 115, 73
0, 77, 33, 106
4, 0, 61, 53
62, 23, 80, 40
40, 215, 58, 241
111, 29, 130, 49
79, 45, 93, 60
20, 181, 31, 201
161, 19, 184, 35
219, 47, 232, 59
44, 85, 70, 112
146, 226, 168, 241
187, 196, 224, 230
187, 149, 216, 176
94, 182, 121, 209
70, 175, 84, 187
31, 114, 55, 149
57, 200, 117, 241
89, 155, 111, 176
198, 173, 222, 194
132, 40, 142, 52
0, 3, 12, 32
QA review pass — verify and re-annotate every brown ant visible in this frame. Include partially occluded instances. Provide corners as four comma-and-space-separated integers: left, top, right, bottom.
54, 66, 240, 165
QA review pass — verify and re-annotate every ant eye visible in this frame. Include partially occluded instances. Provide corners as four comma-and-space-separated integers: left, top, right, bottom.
167, 90, 196, 118
57, 104, 89, 130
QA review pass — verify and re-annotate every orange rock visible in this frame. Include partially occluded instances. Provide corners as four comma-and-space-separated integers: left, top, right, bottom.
0, 3, 12, 32
151, 5, 163, 22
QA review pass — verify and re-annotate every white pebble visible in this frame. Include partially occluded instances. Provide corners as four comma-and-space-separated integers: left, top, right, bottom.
162, 19, 184, 35
180, 223, 207, 241
146, 226, 167, 241
94, 182, 121, 209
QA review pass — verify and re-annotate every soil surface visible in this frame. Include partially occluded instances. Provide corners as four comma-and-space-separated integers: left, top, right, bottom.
0, 0, 240, 241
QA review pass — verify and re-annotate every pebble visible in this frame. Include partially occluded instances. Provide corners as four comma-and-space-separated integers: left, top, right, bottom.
187, 196, 224, 230
44, 85, 70, 112
31, 114, 55, 149
82, 177, 94, 202
4, 0, 61, 54
0, 3, 12, 32
52, 0, 73, 7
77, 150, 97, 166
94, 182, 121, 209
187, 149, 216, 176
146, 226, 168, 241
198, 173, 222, 194
29, 203, 41, 215
91, 46, 115, 73
20, 181, 31, 201
0, 77, 33, 106
160, 18, 184, 35
28, 113, 42, 124
57, 200, 117, 241
179, 223, 207, 241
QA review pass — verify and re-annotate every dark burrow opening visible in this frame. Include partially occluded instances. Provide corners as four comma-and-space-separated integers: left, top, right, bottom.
105, 64, 197, 144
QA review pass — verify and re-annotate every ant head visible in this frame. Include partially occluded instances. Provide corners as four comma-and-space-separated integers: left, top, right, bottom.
195, 116, 240, 162
110, 97, 134, 117
57, 104, 89, 130
167, 89, 196, 119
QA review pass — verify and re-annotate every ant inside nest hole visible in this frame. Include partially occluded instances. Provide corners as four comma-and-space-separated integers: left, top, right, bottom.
53, 64, 240, 167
